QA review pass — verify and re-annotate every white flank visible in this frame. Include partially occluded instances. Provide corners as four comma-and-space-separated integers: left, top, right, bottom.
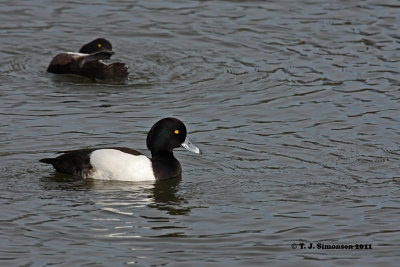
66, 52, 88, 56
89, 149, 155, 181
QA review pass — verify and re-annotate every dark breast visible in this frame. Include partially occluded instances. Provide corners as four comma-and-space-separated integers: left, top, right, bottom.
47, 53, 82, 74
151, 155, 182, 180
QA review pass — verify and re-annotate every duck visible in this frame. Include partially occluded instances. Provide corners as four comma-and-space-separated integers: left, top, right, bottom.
39, 118, 201, 181
47, 38, 128, 80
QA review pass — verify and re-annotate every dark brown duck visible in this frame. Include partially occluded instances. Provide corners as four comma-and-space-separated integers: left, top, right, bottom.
47, 38, 128, 80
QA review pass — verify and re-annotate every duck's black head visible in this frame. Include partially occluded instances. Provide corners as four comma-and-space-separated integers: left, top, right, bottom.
79, 38, 112, 54
147, 118, 200, 156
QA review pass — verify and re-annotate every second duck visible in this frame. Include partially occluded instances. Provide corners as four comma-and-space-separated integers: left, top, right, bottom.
47, 38, 128, 80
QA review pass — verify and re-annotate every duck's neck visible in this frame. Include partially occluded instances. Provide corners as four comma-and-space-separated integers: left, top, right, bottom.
151, 153, 182, 180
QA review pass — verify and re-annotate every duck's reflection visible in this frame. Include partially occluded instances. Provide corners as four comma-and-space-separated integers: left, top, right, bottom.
148, 177, 190, 215
41, 173, 190, 215
40, 172, 96, 190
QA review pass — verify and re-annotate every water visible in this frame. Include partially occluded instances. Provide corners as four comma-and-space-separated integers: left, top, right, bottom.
1, 0, 400, 266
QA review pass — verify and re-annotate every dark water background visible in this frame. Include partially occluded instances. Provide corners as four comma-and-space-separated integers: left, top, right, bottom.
1, 0, 400, 266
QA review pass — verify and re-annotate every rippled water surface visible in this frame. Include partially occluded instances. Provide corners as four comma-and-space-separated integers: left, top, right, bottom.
1, 0, 400, 266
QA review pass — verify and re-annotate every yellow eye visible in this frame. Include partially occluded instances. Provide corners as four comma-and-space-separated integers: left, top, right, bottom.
98, 44, 102, 48
174, 130, 179, 134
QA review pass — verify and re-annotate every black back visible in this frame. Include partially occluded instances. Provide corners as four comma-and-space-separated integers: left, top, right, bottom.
39, 147, 142, 176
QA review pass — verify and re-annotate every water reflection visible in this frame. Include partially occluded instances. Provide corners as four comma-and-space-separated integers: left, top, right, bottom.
149, 177, 191, 215
41, 174, 189, 215
40, 175, 190, 241
40, 172, 95, 191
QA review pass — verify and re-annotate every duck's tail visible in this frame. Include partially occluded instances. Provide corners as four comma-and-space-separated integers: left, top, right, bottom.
106, 62, 129, 79
39, 158, 56, 165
